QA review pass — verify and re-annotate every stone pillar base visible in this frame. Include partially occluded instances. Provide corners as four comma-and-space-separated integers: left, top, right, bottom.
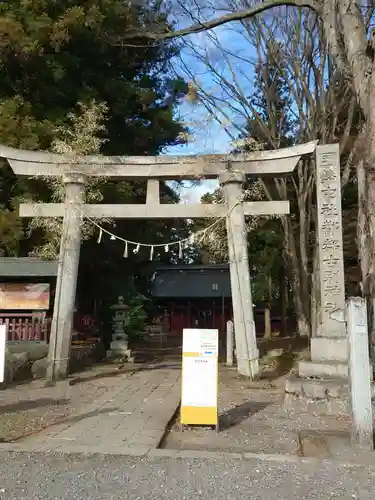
310, 337, 348, 362
284, 334, 350, 414
284, 335, 374, 414
284, 388, 349, 416
284, 372, 351, 415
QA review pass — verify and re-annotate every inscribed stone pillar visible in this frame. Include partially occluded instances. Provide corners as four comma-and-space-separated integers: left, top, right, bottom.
315, 144, 346, 338
220, 170, 259, 379
46, 173, 86, 381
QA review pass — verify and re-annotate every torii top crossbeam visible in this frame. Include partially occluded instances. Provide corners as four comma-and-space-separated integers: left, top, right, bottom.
0, 141, 317, 180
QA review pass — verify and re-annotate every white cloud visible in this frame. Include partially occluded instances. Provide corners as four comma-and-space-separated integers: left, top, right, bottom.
179, 180, 218, 203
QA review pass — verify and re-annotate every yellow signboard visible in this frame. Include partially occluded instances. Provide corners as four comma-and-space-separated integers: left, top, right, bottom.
181, 328, 219, 428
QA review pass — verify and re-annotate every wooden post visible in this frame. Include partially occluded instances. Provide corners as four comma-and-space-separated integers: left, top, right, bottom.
46, 173, 86, 381
346, 297, 373, 451
220, 170, 259, 379
226, 320, 234, 367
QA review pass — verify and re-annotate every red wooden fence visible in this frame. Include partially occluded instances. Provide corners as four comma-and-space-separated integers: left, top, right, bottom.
0, 312, 99, 342
0, 312, 49, 341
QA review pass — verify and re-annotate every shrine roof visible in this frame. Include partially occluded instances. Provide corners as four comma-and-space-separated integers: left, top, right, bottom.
152, 264, 231, 298
0, 258, 59, 277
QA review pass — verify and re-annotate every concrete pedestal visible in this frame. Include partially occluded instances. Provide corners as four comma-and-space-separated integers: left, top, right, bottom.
285, 336, 350, 414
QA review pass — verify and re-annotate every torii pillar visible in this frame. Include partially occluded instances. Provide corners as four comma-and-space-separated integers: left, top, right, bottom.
47, 173, 86, 380
220, 170, 259, 378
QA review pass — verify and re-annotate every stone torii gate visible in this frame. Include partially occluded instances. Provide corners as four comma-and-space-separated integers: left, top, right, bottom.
0, 141, 317, 381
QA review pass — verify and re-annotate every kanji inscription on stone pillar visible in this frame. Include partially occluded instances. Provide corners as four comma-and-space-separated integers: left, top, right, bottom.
316, 144, 346, 337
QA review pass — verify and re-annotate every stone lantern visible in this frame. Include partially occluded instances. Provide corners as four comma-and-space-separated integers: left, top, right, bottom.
106, 296, 134, 363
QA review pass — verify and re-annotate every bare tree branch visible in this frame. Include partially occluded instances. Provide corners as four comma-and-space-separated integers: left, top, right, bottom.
122, 0, 319, 40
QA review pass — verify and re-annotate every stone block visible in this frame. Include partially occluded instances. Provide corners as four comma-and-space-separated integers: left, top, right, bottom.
284, 392, 349, 416
325, 398, 349, 415
131, 437, 158, 447
284, 375, 302, 396
298, 360, 348, 378
297, 377, 347, 400
7, 341, 48, 361
1, 350, 31, 388
299, 430, 330, 458
147, 449, 180, 458
138, 430, 164, 440
31, 357, 48, 378
97, 446, 151, 456
11, 351, 29, 365
326, 381, 347, 399
310, 337, 348, 362
301, 380, 327, 399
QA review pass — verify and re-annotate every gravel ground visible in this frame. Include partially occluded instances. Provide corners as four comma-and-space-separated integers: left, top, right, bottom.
0, 451, 373, 499
164, 367, 354, 455
0, 366, 136, 442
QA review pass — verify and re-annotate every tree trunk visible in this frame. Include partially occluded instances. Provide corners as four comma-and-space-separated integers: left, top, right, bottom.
357, 159, 375, 360
283, 218, 310, 337
362, 158, 375, 351
357, 159, 368, 294
364, 69, 375, 348
279, 259, 288, 336
263, 304, 272, 339
263, 273, 272, 339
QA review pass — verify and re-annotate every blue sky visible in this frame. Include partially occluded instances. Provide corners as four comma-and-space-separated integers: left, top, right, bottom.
162, 11, 259, 202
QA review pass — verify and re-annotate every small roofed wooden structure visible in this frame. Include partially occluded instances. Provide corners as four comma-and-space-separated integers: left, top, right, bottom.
0, 257, 58, 341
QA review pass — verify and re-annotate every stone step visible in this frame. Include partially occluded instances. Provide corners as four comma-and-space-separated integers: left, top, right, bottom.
310, 337, 348, 362
285, 373, 375, 416
298, 360, 348, 378
285, 373, 348, 400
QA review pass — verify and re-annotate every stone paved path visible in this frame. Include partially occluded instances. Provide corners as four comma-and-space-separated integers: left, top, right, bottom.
10, 365, 181, 454
0, 365, 135, 442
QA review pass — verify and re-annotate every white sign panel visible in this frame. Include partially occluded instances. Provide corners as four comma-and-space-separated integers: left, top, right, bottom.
0, 324, 6, 383
182, 356, 217, 407
182, 328, 219, 356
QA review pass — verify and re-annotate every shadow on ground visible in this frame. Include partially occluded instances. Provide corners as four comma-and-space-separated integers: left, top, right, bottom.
9, 406, 121, 443
0, 398, 71, 414
69, 362, 181, 386
219, 401, 270, 430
